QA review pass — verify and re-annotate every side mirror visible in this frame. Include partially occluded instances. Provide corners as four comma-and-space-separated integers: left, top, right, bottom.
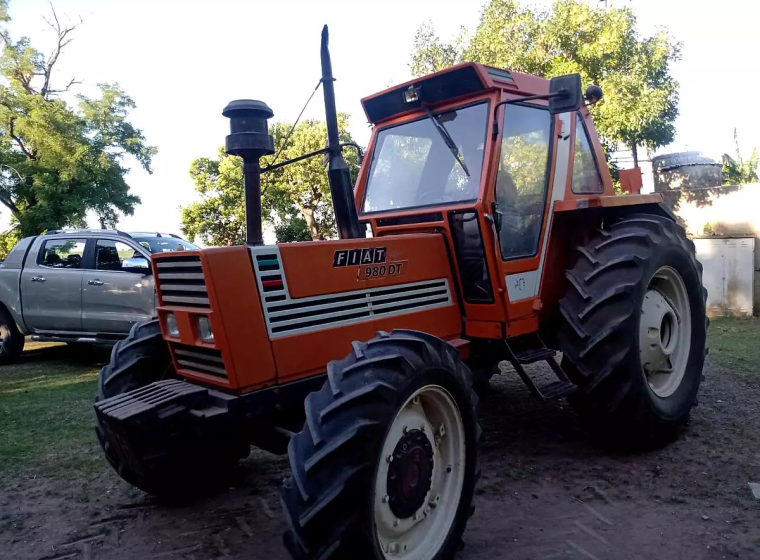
123, 257, 150, 272
548, 73, 582, 114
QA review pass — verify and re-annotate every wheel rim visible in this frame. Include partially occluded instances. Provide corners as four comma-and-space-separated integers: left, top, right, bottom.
639, 266, 692, 398
374, 385, 466, 559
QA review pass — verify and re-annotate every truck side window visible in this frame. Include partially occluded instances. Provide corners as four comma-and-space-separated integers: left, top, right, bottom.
572, 114, 603, 194
38, 239, 86, 269
96, 240, 137, 271
495, 104, 552, 260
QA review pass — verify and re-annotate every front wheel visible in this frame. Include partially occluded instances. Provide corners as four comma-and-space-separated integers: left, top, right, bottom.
558, 214, 707, 448
281, 330, 480, 560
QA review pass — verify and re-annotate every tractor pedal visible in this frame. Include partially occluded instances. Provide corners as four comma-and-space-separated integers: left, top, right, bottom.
514, 347, 556, 364
538, 381, 577, 401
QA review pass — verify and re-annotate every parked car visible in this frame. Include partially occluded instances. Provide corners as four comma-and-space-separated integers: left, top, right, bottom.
0, 229, 198, 364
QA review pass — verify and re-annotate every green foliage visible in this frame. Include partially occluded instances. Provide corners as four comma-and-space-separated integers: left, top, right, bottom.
722, 129, 758, 185
0, 2, 155, 245
181, 115, 360, 245
410, 0, 681, 155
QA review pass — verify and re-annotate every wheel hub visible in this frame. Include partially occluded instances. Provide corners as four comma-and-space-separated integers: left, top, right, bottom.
638, 266, 693, 398
387, 429, 434, 519
639, 288, 679, 375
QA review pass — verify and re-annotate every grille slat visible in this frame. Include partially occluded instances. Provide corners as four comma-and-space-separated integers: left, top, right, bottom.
155, 256, 209, 309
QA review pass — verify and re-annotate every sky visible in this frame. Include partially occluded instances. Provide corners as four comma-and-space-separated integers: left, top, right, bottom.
5, 0, 758, 237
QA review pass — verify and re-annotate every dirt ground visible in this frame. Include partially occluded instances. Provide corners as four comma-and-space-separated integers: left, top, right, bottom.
1, 349, 759, 560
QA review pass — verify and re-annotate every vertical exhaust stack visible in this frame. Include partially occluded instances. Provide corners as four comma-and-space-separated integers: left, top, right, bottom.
321, 25, 362, 239
222, 100, 275, 246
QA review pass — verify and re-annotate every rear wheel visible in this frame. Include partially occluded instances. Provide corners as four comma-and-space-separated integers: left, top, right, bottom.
281, 330, 480, 560
95, 319, 246, 495
0, 306, 24, 365
558, 214, 707, 448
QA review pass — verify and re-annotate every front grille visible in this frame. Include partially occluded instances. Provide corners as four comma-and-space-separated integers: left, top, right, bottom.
156, 256, 210, 308
171, 343, 227, 379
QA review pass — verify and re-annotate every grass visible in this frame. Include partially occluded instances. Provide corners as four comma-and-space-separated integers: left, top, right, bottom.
0, 317, 757, 487
707, 317, 760, 368
0, 341, 109, 482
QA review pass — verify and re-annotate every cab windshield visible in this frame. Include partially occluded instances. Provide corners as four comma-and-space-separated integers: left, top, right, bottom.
362, 101, 488, 213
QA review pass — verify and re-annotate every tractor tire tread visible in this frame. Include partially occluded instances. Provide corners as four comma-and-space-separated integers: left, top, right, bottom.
281, 330, 480, 560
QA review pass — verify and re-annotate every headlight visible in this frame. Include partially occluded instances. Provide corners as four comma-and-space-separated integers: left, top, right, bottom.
165, 313, 179, 338
197, 316, 214, 343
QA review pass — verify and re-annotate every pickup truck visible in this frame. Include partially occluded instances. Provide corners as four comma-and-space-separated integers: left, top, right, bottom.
0, 229, 198, 364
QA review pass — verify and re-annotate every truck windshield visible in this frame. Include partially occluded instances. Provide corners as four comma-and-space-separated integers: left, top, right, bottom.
362, 102, 488, 213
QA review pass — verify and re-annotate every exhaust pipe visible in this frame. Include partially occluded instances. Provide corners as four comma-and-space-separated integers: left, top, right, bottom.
222, 26, 361, 246
320, 25, 362, 239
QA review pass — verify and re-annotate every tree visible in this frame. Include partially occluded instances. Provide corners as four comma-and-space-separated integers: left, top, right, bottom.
410, 0, 681, 165
0, 1, 155, 248
181, 114, 360, 245
722, 129, 758, 186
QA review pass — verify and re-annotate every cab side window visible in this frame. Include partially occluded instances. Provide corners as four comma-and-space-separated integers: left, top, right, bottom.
38, 239, 86, 269
495, 104, 552, 260
571, 114, 603, 194
96, 240, 138, 271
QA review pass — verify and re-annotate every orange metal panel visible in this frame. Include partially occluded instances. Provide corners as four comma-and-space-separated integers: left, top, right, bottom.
554, 193, 664, 213
464, 320, 503, 339
278, 234, 453, 299
272, 305, 461, 382
202, 247, 277, 391
506, 315, 539, 337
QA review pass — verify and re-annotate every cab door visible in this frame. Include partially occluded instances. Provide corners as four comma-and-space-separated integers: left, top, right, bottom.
490, 104, 573, 328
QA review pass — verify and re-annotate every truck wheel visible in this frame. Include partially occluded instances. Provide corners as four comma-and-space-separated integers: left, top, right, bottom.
281, 330, 480, 560
558, 214, 707, 448
95, 319, 245, 495
0, 306, 24, 365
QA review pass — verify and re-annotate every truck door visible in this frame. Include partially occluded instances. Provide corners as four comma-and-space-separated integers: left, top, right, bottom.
81, 239, 154, 333
491, 104, 572, 325
21, 238, 86, 331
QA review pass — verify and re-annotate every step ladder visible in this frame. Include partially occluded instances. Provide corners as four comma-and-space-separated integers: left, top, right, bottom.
503, 334, 577, 401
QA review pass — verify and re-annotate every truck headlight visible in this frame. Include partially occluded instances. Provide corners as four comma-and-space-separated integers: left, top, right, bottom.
165, 313, 179, 338
197, 316, 214, 343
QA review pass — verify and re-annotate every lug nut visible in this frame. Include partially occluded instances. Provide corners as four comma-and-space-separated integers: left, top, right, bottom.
403, 426, 409, 434
438, 424, 446, 437
446, 465, 452, 473
382, 495, 389, 503
387, 455, 394, 463
393, 519, 399, 527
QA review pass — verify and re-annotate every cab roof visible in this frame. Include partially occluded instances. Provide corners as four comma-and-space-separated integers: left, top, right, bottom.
361, 62, 551, 125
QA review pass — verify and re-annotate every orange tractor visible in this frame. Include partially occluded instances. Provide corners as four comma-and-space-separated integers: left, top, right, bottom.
95, 26, 706, 560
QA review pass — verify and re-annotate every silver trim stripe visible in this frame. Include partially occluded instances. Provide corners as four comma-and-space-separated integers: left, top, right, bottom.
250, 246, 453, 338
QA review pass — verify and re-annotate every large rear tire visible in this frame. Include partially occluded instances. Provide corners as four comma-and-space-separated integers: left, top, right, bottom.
281, 330, 480, 560
558, 214, 707, 448
95, 319, 246, 495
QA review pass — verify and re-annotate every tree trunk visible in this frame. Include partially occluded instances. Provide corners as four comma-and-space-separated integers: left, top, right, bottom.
632, 144, 639, 168
300, 206, 320, 241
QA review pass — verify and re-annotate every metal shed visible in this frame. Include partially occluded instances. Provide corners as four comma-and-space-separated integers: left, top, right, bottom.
693, 236, 755, 317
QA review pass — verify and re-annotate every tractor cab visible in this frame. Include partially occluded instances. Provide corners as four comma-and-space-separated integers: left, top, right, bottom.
354, 63, 616, 338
